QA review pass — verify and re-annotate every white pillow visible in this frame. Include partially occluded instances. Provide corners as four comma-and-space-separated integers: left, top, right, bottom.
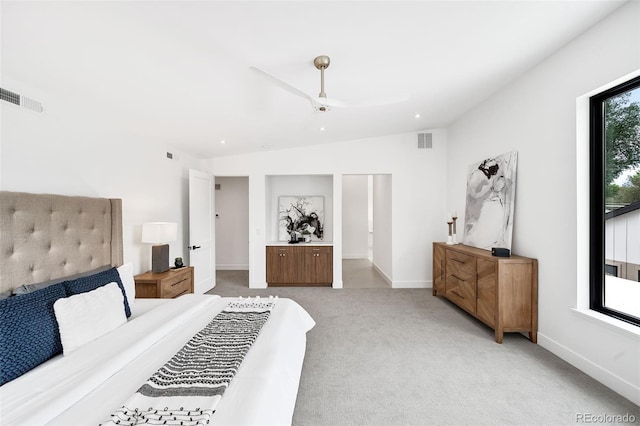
54, 282, 127, 355
117, 262, 136, 309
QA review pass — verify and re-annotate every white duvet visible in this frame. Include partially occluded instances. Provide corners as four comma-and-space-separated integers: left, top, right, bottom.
0, 294, 315, 426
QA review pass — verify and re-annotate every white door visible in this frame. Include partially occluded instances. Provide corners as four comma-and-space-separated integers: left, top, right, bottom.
189, 169, 215, 294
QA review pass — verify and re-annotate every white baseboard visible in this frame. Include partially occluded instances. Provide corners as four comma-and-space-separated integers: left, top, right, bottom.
537, 332, 640, 406
342, 254, 370, 260
250, 281, 268, 289
392, 280, 431, 289
372, 262, 393, 286
216, 264, 249, 270
370, 262, 430, 288
332, 280, 343, 289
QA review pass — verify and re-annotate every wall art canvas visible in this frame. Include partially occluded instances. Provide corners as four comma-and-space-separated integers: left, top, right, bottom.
463, 151, 518, 250
278, 196, 324, 241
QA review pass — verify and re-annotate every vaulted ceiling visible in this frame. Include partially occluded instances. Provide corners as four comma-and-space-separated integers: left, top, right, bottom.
1, 1, 626, 158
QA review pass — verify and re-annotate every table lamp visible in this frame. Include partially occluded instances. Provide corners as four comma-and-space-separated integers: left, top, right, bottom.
142, 222, 177, 273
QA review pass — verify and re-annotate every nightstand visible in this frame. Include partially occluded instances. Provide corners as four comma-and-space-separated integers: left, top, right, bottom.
134, 266, 194, 299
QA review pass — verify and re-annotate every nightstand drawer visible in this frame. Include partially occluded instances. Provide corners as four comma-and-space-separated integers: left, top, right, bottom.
162, 271, 191, 298
134, 266, 194, 299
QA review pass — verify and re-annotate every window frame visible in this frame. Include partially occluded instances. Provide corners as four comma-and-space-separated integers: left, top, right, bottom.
589, 75, 640, 327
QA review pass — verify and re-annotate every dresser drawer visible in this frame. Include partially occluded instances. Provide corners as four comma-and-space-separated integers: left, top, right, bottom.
446, 250, 476, 277
446, 274, 476, 314
162, 270, 191, 298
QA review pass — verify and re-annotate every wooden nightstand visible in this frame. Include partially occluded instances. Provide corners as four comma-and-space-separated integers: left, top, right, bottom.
134, 266, 194, 299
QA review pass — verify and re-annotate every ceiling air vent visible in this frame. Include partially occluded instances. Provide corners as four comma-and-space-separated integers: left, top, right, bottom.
0, 87, 44, 113
417, 132, 432, 149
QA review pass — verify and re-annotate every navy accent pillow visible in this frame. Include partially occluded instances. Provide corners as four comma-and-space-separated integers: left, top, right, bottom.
0, 283, 67, 386
63, 267, 131, 318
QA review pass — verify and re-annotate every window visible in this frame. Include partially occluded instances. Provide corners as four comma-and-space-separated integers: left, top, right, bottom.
590, 76, 640, 326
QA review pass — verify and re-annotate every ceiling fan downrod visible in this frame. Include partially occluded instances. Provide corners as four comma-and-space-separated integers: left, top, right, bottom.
314, 55, 330, 99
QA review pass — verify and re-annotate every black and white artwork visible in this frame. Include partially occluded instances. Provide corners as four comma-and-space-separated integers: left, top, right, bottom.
462, 151, 518, 250
278, 196, 324, 241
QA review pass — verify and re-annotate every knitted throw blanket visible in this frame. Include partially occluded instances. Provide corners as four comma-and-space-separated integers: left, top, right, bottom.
103, 297, 276, 426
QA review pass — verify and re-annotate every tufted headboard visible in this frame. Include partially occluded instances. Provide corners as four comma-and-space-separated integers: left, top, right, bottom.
0, 191, 123, 293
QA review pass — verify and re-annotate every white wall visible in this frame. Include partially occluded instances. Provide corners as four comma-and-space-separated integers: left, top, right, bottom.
207, 129, 447, 289
445, 1, 640, 405
372, 174, 393, 283
0, 77, 204, 275
342, 175, 370, 259
215, 176, 249, 270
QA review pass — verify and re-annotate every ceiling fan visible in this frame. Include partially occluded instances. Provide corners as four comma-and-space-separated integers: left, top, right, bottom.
250, 55, 407, 113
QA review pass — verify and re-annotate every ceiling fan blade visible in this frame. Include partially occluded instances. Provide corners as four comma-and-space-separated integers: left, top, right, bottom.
313, 95, 409, 109
250, 66, 314, 102
341, 95, 410, 108
314, 97, 346, 108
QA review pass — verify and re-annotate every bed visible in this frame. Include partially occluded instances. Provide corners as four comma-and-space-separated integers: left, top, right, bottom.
0, 191, 315, 425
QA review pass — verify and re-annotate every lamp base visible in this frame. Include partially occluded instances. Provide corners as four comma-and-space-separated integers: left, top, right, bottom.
151, 244, 170, 273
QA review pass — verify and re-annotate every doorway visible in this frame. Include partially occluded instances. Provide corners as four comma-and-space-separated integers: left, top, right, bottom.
214, 176, 250, 289
342, 174, 392, 288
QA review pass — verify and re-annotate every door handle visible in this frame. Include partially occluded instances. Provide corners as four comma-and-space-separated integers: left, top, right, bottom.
188, 245, 202, 250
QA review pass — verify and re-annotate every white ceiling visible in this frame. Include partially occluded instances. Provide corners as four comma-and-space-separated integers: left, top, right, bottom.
1, 1, 626, 158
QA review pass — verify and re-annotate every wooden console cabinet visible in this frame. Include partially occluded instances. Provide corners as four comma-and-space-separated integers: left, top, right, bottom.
266, 245, 333, 286
433, 242, 538, 343
134, 266, 194, 299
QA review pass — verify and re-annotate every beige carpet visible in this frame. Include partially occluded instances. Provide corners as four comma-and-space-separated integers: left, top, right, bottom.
211, 271, 640, 425
342, 259, 390, 288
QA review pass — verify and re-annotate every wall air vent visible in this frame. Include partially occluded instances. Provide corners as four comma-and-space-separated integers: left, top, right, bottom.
0, 87, 44, 112
417, 132, 432, 149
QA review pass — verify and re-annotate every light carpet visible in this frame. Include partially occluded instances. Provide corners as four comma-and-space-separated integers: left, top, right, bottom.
211, 270, 640, 425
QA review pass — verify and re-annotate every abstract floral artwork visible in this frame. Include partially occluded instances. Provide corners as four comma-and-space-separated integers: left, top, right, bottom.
462, 151, 518, 250
278, 196, 324, 241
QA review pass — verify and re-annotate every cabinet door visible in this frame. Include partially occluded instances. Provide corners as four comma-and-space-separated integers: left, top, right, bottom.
266, 247, 282, 284
445, 250, 476, 314
302, 247, 333, 284
266, 247, 298, 284
433, 244, 446, 295
476, 258, 497, 326
314, 247, 333, 284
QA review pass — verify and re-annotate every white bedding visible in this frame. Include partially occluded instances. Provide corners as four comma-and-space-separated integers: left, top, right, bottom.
0, 294, 315, 426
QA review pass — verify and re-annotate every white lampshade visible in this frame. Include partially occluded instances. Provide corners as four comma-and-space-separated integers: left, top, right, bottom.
141, 222, 177, 244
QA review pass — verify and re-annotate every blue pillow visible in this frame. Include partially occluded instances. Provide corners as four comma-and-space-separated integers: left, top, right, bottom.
0, 283, 67, 385
63, 267, 131, 318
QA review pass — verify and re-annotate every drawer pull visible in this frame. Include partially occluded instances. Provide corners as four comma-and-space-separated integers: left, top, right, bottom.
451, 274, 467, 282
174, 289, 189, 298
452, 258, 465, 264
171, 278, 188, 287
450, 289, 464, 299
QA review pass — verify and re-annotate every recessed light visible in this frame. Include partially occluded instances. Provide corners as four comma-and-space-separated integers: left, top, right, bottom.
262, 145, 271, 149
319, 127, 325, 131
220, 140, 226, 144
414, 113, 421, 119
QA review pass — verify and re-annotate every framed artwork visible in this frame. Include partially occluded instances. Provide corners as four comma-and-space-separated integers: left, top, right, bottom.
462, 151, 518, 250
278, 196, 324, 241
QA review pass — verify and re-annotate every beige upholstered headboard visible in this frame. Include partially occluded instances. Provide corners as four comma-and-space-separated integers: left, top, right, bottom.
0, 191, 123, 293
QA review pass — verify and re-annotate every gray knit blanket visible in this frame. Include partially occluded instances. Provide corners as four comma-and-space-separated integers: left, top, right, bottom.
103, 296, 276, 426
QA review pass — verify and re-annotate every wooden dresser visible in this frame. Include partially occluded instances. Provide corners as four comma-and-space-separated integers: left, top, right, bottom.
266, 245, 333, 286
433, 242, 538, 343
134, 266, 194, 299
